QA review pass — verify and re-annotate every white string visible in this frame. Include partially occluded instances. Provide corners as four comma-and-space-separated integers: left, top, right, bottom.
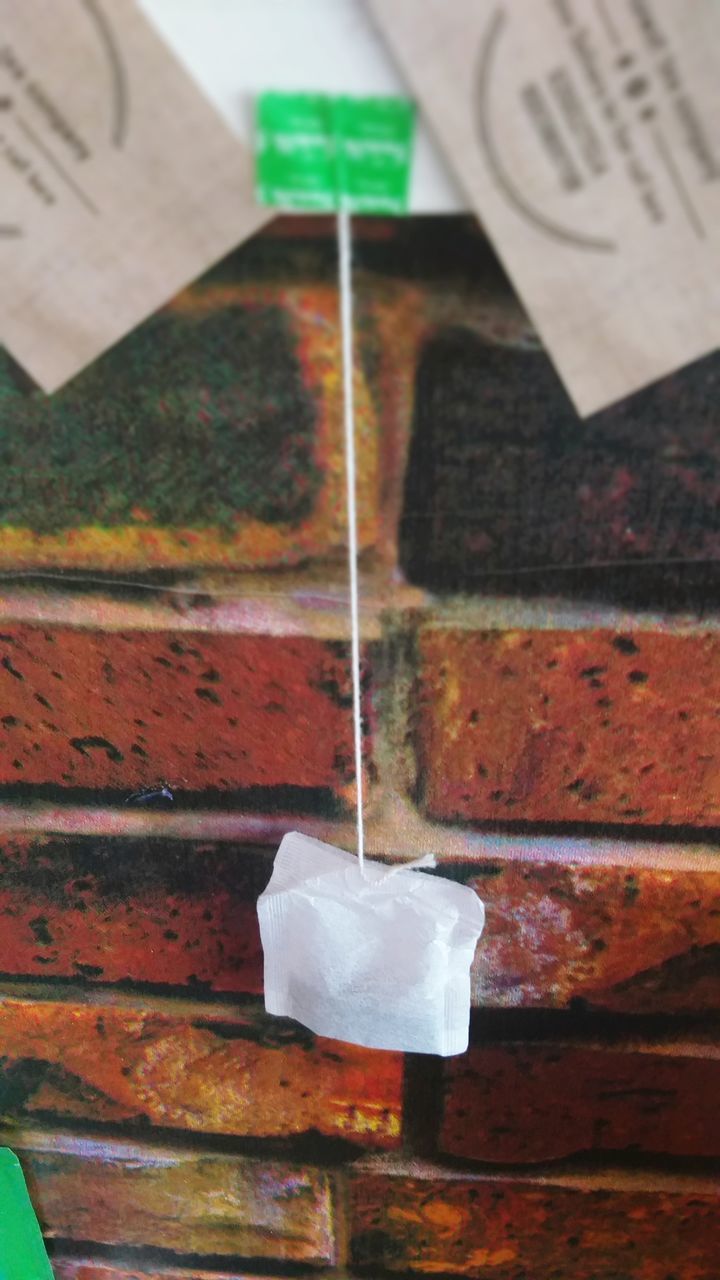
337, 206, 366, 875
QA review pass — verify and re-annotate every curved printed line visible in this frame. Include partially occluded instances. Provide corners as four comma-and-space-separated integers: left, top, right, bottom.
475, 7, 615, 253
80, 0, 129, 147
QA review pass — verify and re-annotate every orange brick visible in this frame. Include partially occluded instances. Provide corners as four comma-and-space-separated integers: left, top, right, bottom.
16, 1132, 335, 1263
470, 857, 720, 1012
0, 997, 402, 1148
441, 1040, 720, 1162
418, 626, 720, 826
0, 625, 371, 805
351, 1167, 720, 1278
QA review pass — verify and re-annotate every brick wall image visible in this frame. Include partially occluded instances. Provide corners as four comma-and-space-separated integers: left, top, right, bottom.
0, 215, 718, 1278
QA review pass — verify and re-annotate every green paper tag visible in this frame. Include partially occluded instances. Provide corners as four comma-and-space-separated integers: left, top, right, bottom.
255, 93, 414, 214
0, 1148, 53, 1280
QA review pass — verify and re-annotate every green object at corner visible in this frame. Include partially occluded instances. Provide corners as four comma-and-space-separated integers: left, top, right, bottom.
0, 1149, 52, 1280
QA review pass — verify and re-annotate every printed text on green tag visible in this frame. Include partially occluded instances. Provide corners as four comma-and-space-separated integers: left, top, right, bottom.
255, 93, 414, 214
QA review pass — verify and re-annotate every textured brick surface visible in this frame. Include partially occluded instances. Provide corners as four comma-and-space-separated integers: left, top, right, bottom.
0, 833, 717, 1014
53, 1266, 266, 1280
418, 626, 720, 826
3, 213, 720, 1280
470, 858, 720, 1012
441, 1041, 720, 1162
400, 329, 720, 604
17, 1134, 334, 1262
0, 997, 401, 1147
351, 1169, 720, 1278
0, 275, 379, 571
0, 626, 370, 805
0, 834, 266, 993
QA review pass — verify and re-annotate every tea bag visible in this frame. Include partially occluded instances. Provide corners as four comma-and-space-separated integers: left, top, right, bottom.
258, 831, 485, 1056
255, 202, 483, 1057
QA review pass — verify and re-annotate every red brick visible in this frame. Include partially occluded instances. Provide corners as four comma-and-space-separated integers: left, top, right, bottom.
16, 1132, 335, 1263
0, 833, 717, 1015
470, 858, 720, 1012
0, 626, 370, 803
441, 1040, 720, 1162
351, 1167, 720, 1278
0, 834, 265, 994
418, 626, 720, 826
0, 997, 401, 1147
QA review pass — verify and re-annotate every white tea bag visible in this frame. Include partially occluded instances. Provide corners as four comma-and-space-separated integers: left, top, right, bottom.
258, 831, 485, 1056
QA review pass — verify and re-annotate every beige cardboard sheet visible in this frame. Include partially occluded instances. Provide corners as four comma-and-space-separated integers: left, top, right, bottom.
369, 0, 720, 415
0, 0, 269, 391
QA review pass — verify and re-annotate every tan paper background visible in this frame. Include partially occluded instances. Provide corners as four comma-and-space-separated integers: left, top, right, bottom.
369, 0, 720, 415
0, 0, 269, 391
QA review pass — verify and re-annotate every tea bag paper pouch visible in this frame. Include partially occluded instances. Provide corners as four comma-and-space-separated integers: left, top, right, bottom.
258, 831, 485, 1056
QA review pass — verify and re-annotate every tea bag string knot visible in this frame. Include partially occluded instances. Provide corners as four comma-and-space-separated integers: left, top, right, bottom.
383, 852, 437, 877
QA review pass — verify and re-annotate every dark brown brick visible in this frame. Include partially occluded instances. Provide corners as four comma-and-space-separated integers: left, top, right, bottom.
441, 1040, 720, 1162
0, 271, 379, 571
400, 330, 720, 607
